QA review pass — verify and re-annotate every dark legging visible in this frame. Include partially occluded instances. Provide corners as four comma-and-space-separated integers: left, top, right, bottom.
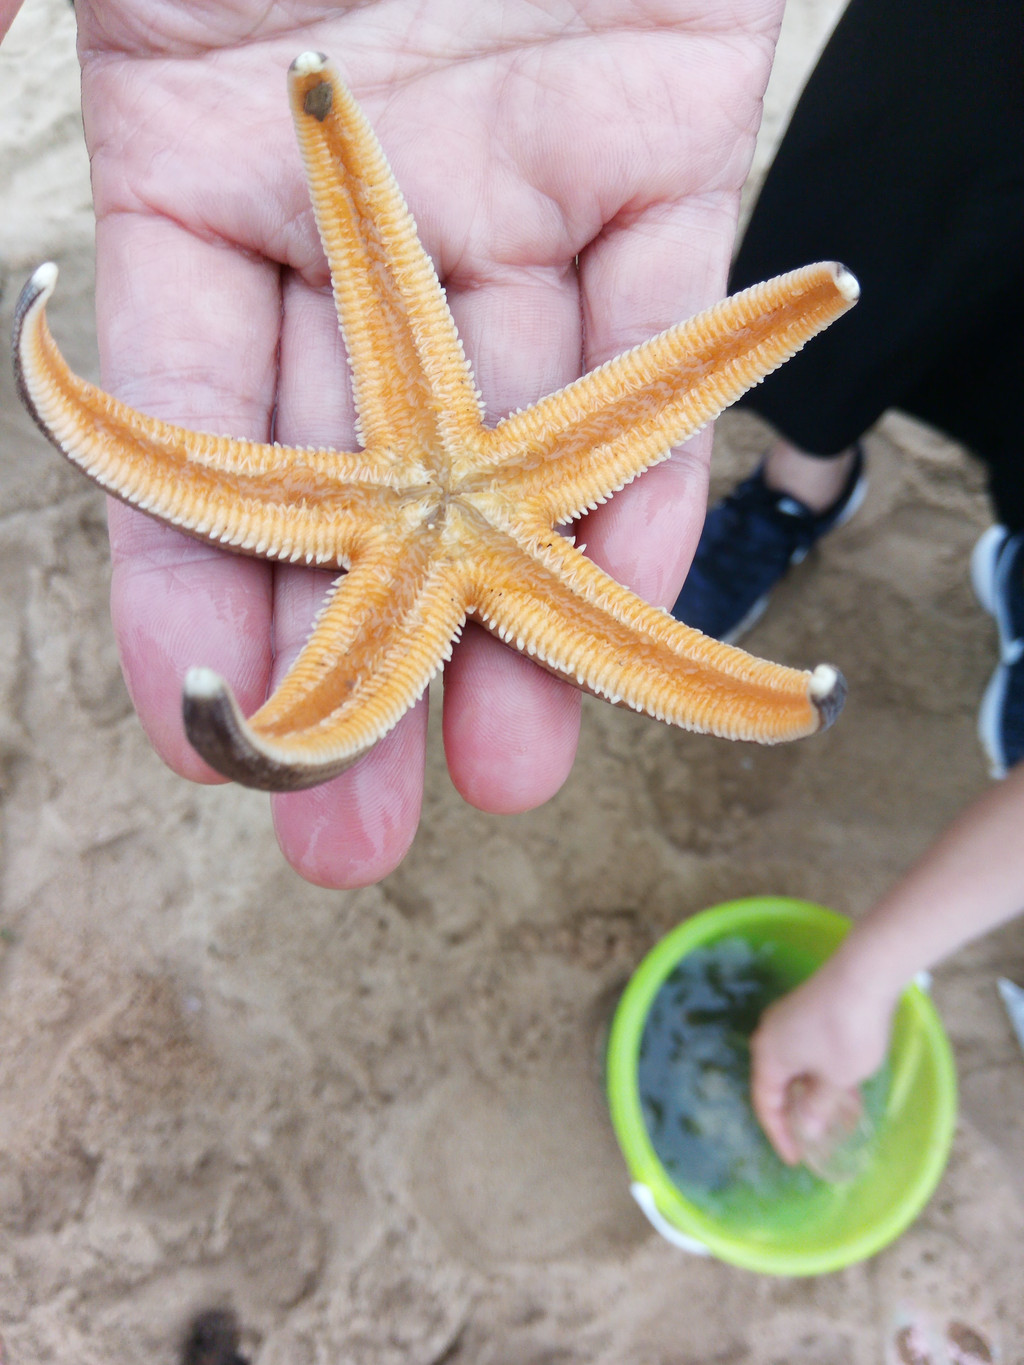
729, 0, 1024, 531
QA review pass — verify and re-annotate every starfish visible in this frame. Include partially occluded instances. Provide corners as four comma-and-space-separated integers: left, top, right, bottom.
13, 52, 858, 793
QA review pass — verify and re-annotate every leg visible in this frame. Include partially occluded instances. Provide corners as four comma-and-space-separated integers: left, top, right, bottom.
731, 0, 1024, 456
674, 0, 1023, 642
763, 441, 857, 514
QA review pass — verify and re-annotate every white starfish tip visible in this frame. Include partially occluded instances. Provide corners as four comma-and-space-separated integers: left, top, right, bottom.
809, 663, 838, 699
291, 51, 327, 76
183, 666, 227, 700
834, 265, 860, 303
31, 261, 59, 297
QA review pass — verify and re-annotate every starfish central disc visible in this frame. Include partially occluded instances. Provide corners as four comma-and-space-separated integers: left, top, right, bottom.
13, 52, 858, 792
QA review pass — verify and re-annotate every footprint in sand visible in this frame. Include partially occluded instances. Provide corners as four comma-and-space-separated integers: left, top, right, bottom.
891, 1316, 996, 1365
945, 1321, 995, 1365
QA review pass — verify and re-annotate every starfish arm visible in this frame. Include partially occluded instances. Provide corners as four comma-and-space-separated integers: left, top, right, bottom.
183, 541, 468, 790
13, 264, 402, 566
469, 532, 844, 743
475, 263, 859, 522
288, 53, 483, 460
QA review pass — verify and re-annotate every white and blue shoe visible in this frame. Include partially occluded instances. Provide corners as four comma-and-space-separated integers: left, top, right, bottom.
971, 524, 1024, 777
671, 446, 866, 643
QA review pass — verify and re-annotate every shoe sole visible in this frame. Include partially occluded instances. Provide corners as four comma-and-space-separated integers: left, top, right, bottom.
977, 668, 1009, 780
970, 523, 1007, 620
971, 524, 1014, 778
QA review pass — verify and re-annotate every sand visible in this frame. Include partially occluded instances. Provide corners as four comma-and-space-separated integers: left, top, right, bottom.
1, 1, 1022, 1361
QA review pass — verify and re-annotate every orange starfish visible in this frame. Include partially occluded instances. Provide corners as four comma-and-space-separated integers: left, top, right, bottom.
13, 52, 857, 792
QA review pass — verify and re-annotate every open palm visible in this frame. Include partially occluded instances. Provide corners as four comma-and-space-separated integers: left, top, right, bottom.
63, 0, 784, 886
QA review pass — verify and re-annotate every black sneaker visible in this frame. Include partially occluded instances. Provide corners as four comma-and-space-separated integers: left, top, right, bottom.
671, 446, 867, 642
971, 525, 1024, 777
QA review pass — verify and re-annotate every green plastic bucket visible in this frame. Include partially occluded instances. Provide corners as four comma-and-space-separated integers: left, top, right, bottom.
606, 896, 957, 1276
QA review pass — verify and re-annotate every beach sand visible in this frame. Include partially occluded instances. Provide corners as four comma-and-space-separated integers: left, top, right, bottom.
1, 2, 1022, 1360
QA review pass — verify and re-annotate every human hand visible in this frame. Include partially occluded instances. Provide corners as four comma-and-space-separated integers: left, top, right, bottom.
750, 962, 897, 1164
71, 0, 785, 886
0, 0, 22, 44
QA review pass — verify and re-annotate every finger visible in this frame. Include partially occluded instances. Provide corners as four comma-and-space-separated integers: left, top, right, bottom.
98, 215, 283, 780
271, 699, 428, 889
442, 625, 583, 812
755, 1090, 802, 1166
750, 1035, 803, 1165
441, 266, 586, 810
562, 24, 769, 604
576, 197, 738, 605
108, 503, 271, 782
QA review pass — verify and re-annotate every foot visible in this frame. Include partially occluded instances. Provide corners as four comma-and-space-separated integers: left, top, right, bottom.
972, 525, 1024, 777
671, 444, 866, 642
764, 439, 859, 512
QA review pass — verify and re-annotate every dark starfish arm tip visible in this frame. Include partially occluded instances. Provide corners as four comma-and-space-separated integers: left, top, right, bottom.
290, 52, 334, 120
182, 668, 357, 792
182, 666, 246, 768
182, 668, 289, 792
13, 262, 60, 436
14, 261, 58, 322
808, 663, 847, 731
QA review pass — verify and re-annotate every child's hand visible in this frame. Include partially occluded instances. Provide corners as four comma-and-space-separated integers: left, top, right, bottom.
750, 961, 897, 1163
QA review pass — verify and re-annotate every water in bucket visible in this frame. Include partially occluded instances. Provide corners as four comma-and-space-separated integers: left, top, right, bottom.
636, 935, 888, 1218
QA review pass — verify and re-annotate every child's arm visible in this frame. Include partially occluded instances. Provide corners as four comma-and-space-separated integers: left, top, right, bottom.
751, 762, 1024, 1162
